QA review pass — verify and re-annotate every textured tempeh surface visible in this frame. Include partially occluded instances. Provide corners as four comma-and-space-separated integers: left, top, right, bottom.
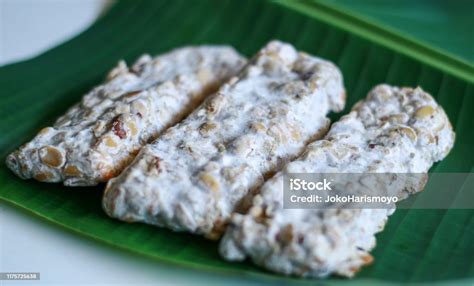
219, 84, 455, 277
102, 41, 346, 238
6, 46, 245, 186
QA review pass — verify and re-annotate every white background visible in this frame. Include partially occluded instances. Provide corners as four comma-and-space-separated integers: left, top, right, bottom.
0, 1, 263, 285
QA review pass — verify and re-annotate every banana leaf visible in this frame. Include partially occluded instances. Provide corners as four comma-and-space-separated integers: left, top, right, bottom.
328, 0, 474, 64
0, 0, 473, 284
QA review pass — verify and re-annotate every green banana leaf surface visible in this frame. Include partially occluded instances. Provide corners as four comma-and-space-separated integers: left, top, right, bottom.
329, 0, 474, 64
0, 0, 473, 284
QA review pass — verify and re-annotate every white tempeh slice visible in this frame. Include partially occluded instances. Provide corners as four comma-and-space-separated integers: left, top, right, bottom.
219, 84, 455, 277
6, 46, 245, 186
102, 41, 346, 238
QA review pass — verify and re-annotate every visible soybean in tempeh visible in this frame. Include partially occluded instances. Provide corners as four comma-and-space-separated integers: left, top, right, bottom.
6, 46, 245, 186
102, 41, 346, 238
219, 85, 455, 278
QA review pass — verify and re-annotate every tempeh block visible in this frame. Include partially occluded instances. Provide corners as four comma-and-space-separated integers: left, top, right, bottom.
219, 84, 455, 277
6, 46, 245, 186
102, 41, 346, 238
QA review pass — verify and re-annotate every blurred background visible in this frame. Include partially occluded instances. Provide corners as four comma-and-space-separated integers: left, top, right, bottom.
0, 0, 114, 66
1, 0, 472, 67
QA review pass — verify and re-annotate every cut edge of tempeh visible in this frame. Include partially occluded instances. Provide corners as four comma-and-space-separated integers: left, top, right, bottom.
219, 84, 455, 277
6, 46, 246, 186
102, 40, 346, 238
